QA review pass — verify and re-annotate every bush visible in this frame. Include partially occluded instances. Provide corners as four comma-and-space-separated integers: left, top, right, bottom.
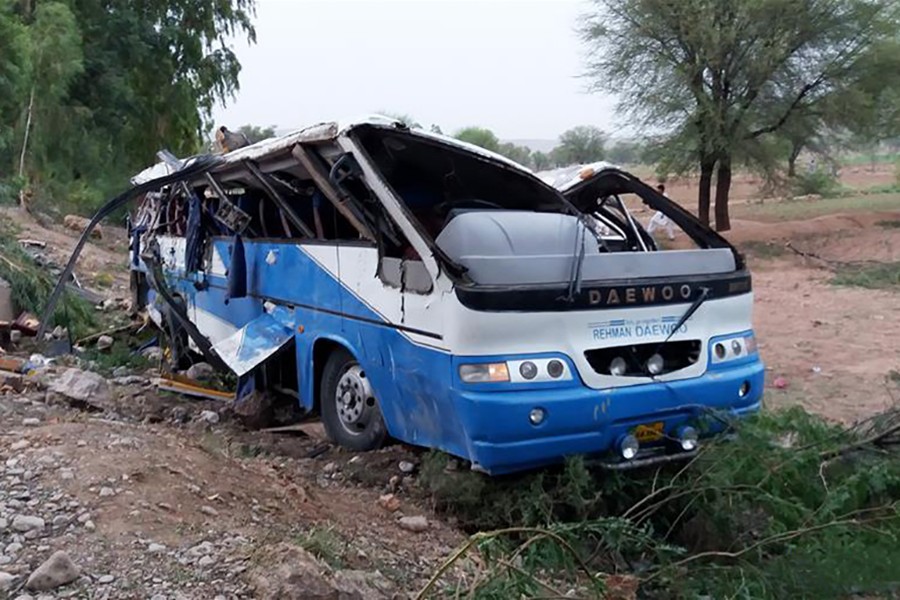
419, 406, 900, 599
791, 170, 842, 198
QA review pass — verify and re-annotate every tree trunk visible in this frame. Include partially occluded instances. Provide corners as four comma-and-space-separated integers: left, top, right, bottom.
787, 143, 802, 177
698, 156, 715, 226
18, 85, 35, 211
714, 156, 732, 232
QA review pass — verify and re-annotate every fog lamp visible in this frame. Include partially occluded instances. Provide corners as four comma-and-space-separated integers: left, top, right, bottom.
739, 380, 751, 398
529, 407, 546, 426
678, 426, 699, 451
619, 434, 640, 460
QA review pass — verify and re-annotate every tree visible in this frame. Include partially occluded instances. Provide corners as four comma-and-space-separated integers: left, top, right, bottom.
607, 140, 642, 165
453, 127, 501, 153
0, 0, 257, 214
554, 126, 606, 166
237, 124, 276, 144
532, 151, 551, 171
582, 0, 900, 230
496, 142, 533, 168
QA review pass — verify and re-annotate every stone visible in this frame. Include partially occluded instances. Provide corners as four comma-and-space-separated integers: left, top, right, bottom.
199, 505, 219, 517
0, 518, 7, 531
0, 571, 15, 591
323, 462, 339, 475
11, 440, 30, 451
197, 555, 215, 568
51, 326, 67, 340
52, 515, 68, 527
147, 543, 166, 554
95, 336, 114, 352
59, 469, 74, 480
22, 418, 40, 427
97, 575, 114, 584
398, 515, 428, 533
26, 551, 80, 591
83, 521, 95, 532
12, 515, 44, 532
6, 543, 23, 555
185, 362, 216, 381
98, 487, 115, 498
398, 460, 415, 474
47, 369, 112, 409
111, 366, 129, 378
63, 215, 102, 239
187, 541, 214, 558
377, 494, 401, 513
141, 347, 163, 362
198, 410, 220, 425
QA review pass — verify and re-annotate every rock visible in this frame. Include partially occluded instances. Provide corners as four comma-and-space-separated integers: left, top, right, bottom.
95, 335, 114, 352
6, 543, 23, 555
9, 330, 22, 343
12, 515, 44, 532
64, 215, 101, 238
98, 487, 115, 498
83, 520, 95, 532
26, 551, 80, 591
198, 555, 215, 567
141, 347, 163, 361
112, 375, 146, 386
51, 326, 67, 340
323, 462, 339, 475
0, 518, 7, 531
398, 460, 415, 474
198, 410, 220, 425
111, 366, 129, 378
377, 494, 401, 513
59, 469, 74, 480
185, 362, 216, 381
97, 574, 114, 584
51, 515, 68, 527
11, 440, 30, 451
249, 543, 383, 600
187, 541, 214, 558
199, 505, 219, 517
0, 571, 15, 591
147, 543, 166, 554
398, 515, 428, 533
47, 368, 112, 409
22, 418, 40, 427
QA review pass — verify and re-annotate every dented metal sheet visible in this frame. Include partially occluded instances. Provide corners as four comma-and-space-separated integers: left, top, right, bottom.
210, 313, 294, 377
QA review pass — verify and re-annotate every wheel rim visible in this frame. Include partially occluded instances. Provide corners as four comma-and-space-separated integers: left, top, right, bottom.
335, 365, 377, 436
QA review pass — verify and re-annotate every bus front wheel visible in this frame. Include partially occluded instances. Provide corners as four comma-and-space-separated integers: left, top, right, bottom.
320, 349, 387, 452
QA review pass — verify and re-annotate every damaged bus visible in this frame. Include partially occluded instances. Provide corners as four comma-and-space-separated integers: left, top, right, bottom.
43, 116, 764, 474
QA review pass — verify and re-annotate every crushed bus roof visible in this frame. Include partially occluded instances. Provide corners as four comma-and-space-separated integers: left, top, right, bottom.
131, 114, 533, 186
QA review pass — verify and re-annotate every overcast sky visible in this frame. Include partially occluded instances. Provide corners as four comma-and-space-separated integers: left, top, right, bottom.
211, 0, 622, 143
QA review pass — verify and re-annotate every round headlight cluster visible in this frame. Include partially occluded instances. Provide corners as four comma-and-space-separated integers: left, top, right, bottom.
519, 361, 538, 380
714, 343, 727, 359
731, 339, 742, 355
609, 357, 627, 377
547, 360, 564, 379
646, 353, 664, 375
619, 434, 640, 460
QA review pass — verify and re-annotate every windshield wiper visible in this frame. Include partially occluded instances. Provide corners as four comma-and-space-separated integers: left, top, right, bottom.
656, 286, 710, 351
560, 216, 604, 303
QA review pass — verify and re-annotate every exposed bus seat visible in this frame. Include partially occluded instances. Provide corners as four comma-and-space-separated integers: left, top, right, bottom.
434, 211, 736, 286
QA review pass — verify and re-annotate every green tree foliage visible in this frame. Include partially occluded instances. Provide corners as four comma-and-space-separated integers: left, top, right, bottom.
582, 0, 900, 231
0, 2, 30, 163
453, 127, 501, 153
497, 142, 533, 168
531, 151, 551, 171
237, 124, 276, 144
0, 0, 256, 215
607, 140, 642, 165
554, 125, 606, 165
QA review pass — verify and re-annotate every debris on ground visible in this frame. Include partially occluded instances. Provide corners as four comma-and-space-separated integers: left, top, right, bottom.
63, 214, 102, 239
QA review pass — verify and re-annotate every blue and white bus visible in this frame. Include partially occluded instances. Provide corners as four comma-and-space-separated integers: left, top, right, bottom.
117, 116, 764, 474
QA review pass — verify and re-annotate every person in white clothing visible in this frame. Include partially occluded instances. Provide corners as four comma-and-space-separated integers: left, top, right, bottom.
646, 183, 675, 241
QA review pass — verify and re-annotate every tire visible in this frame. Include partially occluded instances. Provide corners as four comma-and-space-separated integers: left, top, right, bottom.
320, 348, 387, 452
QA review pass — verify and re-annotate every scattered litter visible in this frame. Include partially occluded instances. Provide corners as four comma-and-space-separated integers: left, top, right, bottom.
199, 410, 220, 425
773, 376, 789, 389
811, 366, 822, 374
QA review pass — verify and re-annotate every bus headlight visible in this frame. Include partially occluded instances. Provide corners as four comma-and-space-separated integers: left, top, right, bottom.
677, 426, 699, 451
459, 363, 510, 383
646, 353, 664, 375
519, 361, 538, 380
711, 333, 758, 364
609, 356, 627, 377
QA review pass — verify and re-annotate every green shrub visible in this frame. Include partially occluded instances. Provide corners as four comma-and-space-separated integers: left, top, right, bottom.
832, 262, 900, 290
791, 170, 842, 198
421, 407, 900, 599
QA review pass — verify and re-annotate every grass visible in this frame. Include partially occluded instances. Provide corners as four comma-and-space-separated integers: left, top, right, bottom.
831, 262, 900, 290
738, 240, 788, 260
877, 219, 900, 229
732, 192, 900, 222
295, 524, 347, 569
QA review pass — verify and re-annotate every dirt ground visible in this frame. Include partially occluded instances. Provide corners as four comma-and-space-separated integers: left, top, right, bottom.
1, 173, 898, 597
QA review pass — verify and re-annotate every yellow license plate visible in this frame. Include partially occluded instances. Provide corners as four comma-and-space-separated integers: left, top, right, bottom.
634, 422, 665, 443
